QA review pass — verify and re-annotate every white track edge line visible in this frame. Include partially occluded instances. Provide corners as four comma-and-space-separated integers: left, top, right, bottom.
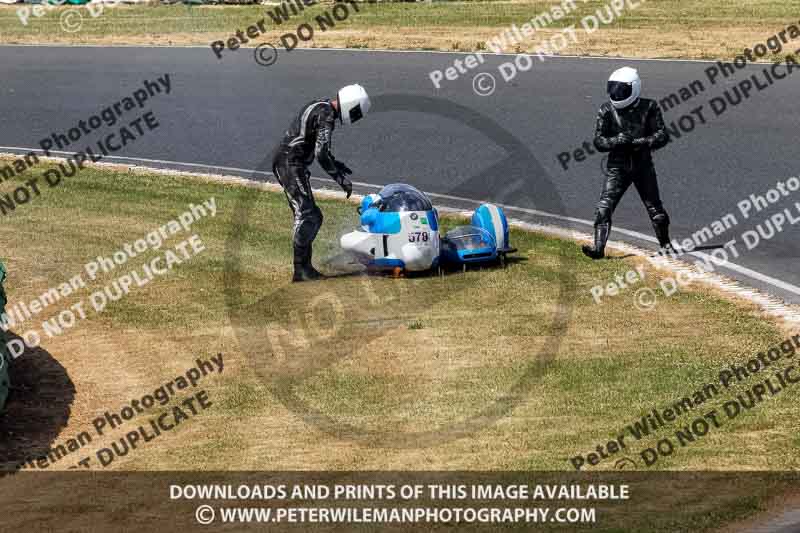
0, 43, 734, 64
2, 147, 799, 323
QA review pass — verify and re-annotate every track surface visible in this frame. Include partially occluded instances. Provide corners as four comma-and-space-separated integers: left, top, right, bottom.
1, 45, 799, 302
2, 45, 800, 532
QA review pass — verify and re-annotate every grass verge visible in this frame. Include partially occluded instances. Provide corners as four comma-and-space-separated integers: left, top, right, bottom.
0, 1, 797, 59
0, 157, 796, 530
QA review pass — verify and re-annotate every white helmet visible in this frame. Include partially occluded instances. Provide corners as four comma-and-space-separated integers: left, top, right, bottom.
338, 84, 370, 125
607, 67, 641, 109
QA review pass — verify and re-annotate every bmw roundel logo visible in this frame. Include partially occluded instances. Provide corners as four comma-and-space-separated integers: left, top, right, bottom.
410, 213, 418, 220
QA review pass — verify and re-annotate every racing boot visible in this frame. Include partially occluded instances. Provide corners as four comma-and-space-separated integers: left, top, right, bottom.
582, 223, 610, 260
292, 247, 324, 282
292, 262, 324, 282
658, 242, 677, 256
652, 217, 677, 255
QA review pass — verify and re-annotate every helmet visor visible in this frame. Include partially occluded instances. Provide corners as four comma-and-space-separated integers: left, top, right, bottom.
348, 104, 364, 124
607, 81, 633, 102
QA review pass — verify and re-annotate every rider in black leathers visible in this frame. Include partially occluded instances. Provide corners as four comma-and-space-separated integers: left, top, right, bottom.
583, 67, 673, 259
272, 85, 368, 282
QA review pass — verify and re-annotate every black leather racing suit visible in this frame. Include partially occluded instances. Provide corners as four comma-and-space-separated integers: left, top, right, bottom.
592, 98, 671, 251
271, 99, 348, 268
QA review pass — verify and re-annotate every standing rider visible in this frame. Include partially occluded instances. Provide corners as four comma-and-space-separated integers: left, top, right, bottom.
272, 84, 370, 281
583, 67, 673, 259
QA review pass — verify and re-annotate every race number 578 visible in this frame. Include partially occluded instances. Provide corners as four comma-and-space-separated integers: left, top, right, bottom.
408, 231, 429, 242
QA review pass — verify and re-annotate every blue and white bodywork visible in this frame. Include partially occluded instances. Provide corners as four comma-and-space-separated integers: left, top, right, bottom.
471, 203, 513, 254
440, 225, 497, 264
340, 184, 440, 272
441, 203, 516, 266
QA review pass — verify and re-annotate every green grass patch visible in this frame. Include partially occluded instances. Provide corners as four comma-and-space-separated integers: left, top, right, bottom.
0, 158, 796, 530
0, 1, 796, 59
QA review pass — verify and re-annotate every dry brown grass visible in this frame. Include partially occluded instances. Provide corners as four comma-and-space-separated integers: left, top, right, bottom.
0, 1, 796, 60
0, 158, 793, 479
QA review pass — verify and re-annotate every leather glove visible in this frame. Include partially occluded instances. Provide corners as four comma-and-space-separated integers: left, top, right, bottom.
612, 133, 633, 147
336, 175, 352, 199
334, 161, 352, 176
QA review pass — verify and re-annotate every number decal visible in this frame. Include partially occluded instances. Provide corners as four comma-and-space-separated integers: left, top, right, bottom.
408, 231, 430, 243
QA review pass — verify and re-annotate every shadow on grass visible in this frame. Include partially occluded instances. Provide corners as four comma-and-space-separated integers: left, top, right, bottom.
0, 332, 74, 475
322, 251, 529, 280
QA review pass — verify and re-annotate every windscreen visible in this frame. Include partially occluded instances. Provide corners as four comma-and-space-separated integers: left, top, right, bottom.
377, 183, 433, 212
445, 226, 495, 250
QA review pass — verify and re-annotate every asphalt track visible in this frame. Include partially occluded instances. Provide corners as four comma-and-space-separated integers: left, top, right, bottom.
1, 45, 799, 303
2, 45, 800, 532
